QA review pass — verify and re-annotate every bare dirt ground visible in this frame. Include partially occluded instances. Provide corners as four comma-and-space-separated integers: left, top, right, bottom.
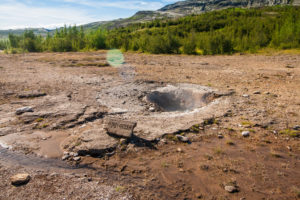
0, 51, 299, 200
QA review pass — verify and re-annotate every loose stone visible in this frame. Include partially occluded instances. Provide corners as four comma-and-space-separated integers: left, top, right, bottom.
242, 131, 250, 137
10, 174, 30, 186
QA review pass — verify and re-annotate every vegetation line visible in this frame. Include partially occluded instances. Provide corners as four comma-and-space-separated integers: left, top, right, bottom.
1, 6, 300, 55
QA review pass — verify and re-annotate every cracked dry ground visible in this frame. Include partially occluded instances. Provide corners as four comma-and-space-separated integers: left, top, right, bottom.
0, 51, 299, 200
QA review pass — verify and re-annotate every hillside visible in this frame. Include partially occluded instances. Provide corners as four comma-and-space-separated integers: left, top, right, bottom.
1, 0, 299, 38
0, 28, 50, 39
85, 0, 300, 30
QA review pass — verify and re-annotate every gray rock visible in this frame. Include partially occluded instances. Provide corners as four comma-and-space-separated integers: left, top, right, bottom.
69, 152, 78, 157
18, 91, 46, 99
73, 157, 81, 161
242, 94, 249, 98
224, 185, 238, 193
106, 151, 115, 156
200, 165, 209, 170
293, 125, 300, 130
176, 135, 189, 142
149, 107, 155, 112
242, 131, 250, 137
218, 134, 224, 139
62, 155, 70, 161
10, 173, 30, 186
50, 173, 58, 177
16, 107, 33, 115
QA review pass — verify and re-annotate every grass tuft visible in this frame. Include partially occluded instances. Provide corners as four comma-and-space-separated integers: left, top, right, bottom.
226, 140, 235, 146
279, 129, 299, 138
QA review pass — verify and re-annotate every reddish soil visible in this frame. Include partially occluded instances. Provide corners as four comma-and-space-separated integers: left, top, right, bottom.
0, 51, 299, 200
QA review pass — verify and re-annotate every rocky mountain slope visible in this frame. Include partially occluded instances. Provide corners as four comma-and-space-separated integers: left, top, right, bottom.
158, 0, 300, 15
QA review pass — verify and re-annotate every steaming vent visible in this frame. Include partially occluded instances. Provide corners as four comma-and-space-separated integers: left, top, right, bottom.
145, 84, 214, 112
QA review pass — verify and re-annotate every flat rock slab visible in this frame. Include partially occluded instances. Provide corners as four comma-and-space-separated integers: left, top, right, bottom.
104, 118, 137, 138
18, 91, 47, 98
0, 127, 13, 136
68, 128, 119, 155
15, 107, 34, 115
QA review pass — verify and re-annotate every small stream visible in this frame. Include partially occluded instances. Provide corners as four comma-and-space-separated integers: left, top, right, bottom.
0, 146, 90, 172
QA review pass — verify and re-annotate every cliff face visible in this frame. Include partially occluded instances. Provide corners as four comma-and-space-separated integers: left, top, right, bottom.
158, 0, 296, 15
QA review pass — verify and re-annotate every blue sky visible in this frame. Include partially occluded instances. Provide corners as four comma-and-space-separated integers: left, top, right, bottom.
0, 0, 178, 30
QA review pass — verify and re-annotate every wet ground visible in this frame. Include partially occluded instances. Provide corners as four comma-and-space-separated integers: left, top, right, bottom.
0, 51, 299, 199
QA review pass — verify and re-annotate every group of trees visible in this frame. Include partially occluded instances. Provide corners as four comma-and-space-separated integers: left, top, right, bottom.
0, 39, 9, 50
107, 6, 300, 54
3, 6, 300, 55
4, 25, 108, 53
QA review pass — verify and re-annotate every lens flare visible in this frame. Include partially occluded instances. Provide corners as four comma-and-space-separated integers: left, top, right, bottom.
106, 49, 124, 67
106, 49, 136, 82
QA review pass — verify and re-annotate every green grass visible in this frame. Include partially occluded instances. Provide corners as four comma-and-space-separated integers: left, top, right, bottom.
74, 140, 82, 147
204, 154, 213, 160
41, 123, 49, 128
241, 121, 253, 127
190, 124, 200, 132
161, 162, 170, 168
248, 129, 256, 133
35, 118, 44, 122
279, 129, 299, 138
270, 151, 282, 158
226, 127, 235, 132
213, 147, 225, 155
164, 134, 179, 142
226, 140, 235, 146
115, 186, 125, 192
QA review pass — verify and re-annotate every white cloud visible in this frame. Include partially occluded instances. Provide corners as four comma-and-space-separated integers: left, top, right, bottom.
0, 0, 178, 30
0, 2, 101, 29
61, 0, 164, 10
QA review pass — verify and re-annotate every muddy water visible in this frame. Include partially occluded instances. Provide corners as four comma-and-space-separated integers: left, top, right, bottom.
37, 131, 70, 158
0, 146, 82, 171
